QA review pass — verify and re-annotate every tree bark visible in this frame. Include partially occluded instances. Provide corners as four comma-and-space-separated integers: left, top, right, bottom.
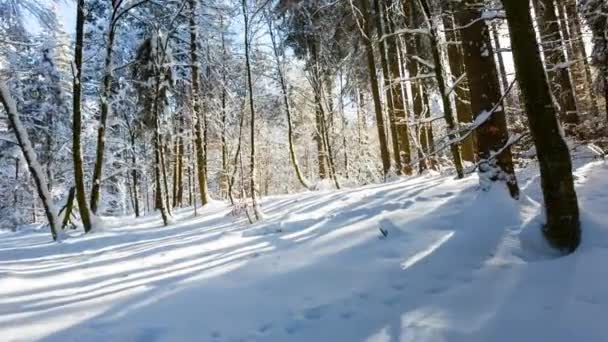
266, 13, 312, 190
443, 8, 475, 163
372, 0, 402, 174
418, 0, 464, 178
562, 1, 600, 116
357, 0, 392, 177
1, 83, 60, 240
503, 0, 580, 253
455, 0, 519, 198
242, 0, 262, 220
72, 0, 93, 232
532, 0, 579, 126
90, 12, 119, 214
384, 0, 413, 174
189, 0, 210, 206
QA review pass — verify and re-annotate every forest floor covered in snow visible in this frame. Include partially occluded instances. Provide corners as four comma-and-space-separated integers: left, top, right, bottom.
2, 159, 608, 342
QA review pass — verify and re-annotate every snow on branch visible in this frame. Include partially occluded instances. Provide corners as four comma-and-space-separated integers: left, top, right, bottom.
408, 79, 517, 168
0, 82, 62, 241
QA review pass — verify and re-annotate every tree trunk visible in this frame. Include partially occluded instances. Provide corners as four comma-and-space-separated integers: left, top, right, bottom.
242, 0, 262, 220
228, 103, 246, 206
129, 132, 140, 217
160, 134, 172, 217
154, 127, 169, 226
532, 0, 579, 126
443, 8, 475, 163
503, 0, 580, 253
220, 22, 229, 199
189, 0, 210, 206
562, 1, 600, 116
61, 187, 76, 229
401, 0, 428, 172
175, 130, 184, 207
266, 13, 312, 190
418, 0, 464, 178
357, 0, 392, 177
90, 14, 118, 214
455, 0, 520, 198
72, 0, 93, 232
384, 0, 413, 174
0, 83, 60, 241
373, 0, 402, 174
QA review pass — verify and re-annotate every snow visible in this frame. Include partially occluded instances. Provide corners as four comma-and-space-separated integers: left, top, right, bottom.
0, 82, 62, 239
1, 161, 608, 341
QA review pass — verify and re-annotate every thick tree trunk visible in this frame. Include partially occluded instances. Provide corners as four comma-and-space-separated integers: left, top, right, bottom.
455, 0, 519, 198
443, 9, 475, 163
357, 0, 392, 177
532, 0, 579, 126
72, 0, 93, 232
503, 0, 580, 253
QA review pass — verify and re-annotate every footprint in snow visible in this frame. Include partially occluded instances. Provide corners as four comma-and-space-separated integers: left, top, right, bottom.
415, 196, 431, 202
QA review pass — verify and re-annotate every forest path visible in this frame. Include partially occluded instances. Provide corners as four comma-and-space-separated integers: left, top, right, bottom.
1, 161, 608, 342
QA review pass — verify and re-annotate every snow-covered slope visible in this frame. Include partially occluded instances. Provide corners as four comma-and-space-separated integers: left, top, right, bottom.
1, 161, 608, 342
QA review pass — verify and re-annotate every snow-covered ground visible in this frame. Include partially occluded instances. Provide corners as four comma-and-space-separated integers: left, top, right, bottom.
1, 160, 608, 342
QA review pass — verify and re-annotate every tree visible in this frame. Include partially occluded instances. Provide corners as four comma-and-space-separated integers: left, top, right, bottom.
266, 10, 312, 190
383, 0, 413, 174
532, 0, 579, 127
418, 0, 464, 179
442, 3, 475, 162
503, 0, 580, 252
355, 0, 392, 177
580, 0, 608, 126
242, 0, 262, 220
455, 0, 519, 198
189, 0, 211, 207
0, 82, 61, 241
72, 0, 94, 232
